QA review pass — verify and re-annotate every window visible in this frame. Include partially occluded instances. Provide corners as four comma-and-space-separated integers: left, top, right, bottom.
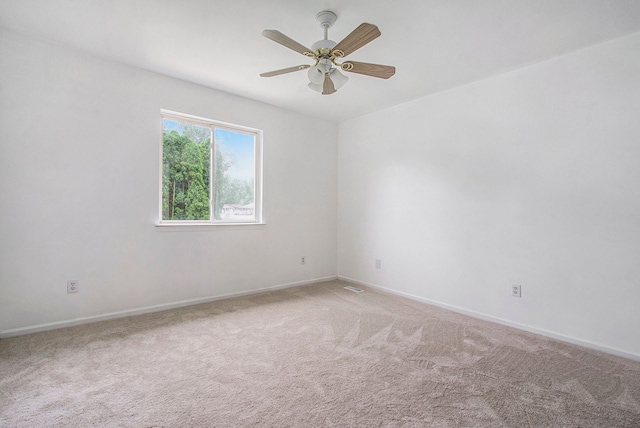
159, 110, 262, 225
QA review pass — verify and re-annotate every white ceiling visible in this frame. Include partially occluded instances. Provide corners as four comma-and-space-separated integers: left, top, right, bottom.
2, 0, 640, 122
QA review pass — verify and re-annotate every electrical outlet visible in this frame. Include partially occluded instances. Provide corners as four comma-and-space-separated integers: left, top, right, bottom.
67, 280, 79, 293
512, 284, 521, 298
301, 256, 306, 265
375, 259, 381, 269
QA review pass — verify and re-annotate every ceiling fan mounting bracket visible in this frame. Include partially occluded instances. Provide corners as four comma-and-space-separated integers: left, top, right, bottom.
316, 11, 337, 30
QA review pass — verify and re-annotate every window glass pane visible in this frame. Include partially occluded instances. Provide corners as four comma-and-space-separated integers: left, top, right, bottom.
161, 119, 211, 220
214, 128, 255, 221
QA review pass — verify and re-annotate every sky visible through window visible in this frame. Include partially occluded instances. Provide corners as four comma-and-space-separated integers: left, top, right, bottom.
215, 129, 255, 182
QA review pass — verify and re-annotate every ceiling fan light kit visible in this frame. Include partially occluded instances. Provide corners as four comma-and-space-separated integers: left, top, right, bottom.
260, 10, 395, 95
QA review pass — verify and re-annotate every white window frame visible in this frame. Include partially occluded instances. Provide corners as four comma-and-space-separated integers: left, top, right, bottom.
157, 109, 263, 227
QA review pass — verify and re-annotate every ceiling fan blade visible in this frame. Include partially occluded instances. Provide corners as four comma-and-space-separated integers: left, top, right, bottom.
331, 23, 381, 58
322, 73, 336, 95
341, 61, 396, 79
262, 30, 314, 56
260, 65, 310, 77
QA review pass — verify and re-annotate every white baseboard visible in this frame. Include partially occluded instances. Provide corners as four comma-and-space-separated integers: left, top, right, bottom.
0, 276, 338, 339
338, 276, 640, 362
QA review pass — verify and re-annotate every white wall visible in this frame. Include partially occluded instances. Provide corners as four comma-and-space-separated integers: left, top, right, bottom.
0, 29, 338, 333
338, 32, 640, 358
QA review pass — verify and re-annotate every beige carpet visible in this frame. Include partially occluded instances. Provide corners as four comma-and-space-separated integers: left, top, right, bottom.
1, 280, 640, 427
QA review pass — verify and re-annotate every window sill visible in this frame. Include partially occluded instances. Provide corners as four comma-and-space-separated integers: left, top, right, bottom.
155, 222, 266, 231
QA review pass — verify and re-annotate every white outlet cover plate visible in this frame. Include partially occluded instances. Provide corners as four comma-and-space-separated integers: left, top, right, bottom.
512, 285, 521, 297
67, 280, 79, 293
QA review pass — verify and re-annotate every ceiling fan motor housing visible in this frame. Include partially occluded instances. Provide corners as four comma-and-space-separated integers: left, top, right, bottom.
311, 39, 337, 53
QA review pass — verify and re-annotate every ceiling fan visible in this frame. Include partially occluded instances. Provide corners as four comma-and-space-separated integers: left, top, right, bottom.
260, 11, 396, 95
